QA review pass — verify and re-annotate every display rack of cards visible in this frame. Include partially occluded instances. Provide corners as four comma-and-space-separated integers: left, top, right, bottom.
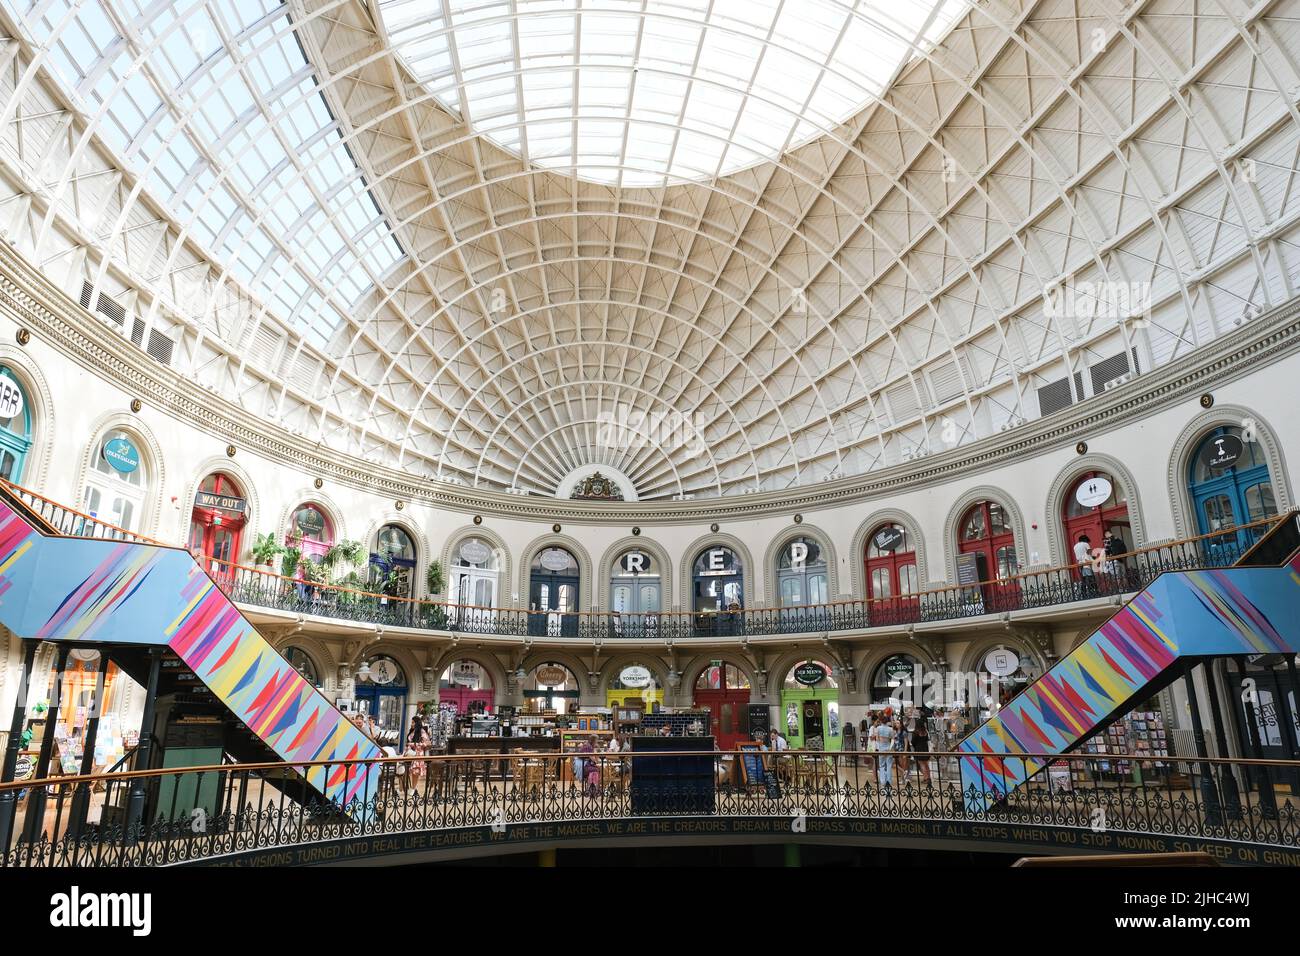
1071, 710, 1171, 783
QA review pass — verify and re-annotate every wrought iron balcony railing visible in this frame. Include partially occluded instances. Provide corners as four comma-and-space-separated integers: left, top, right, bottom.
3, 750, 1297, 867
0, 477, 1283, 641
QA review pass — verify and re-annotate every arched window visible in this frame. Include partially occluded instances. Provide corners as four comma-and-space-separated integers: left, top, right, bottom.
776, 536, 828, 607
692, 546, 744, 636
1187, 426, 1277, 553
864, 524, 918, 623
0, 366, 33, 483
958, 500, 1017, 581
288, 503, 334, 562
529, 547, 580, 637
1062, 472, 1131, 568
694, 662, 751, 750
83, 429, 147, 532
610, 548, 661, 637
695, 663, 751, 690
188, 473, 248, 579
450, 537, 501, 608
370, 524, 416, 599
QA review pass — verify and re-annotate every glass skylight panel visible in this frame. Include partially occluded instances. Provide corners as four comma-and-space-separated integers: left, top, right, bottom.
379, 0, 970, 185
18, 0, 405, 348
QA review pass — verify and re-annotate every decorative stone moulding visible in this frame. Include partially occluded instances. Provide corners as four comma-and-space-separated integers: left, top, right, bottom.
1, 243, 1298, 524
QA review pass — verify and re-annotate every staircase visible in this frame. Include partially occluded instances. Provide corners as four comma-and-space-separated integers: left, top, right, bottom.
0, 490, 382, 814
957, 515, 1300, 809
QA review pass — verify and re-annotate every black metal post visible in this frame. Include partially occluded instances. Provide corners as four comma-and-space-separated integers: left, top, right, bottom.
1282, 656, 1300, 793
1201, 661, 1242, 819
1233, 656, 1277, 819
69, 650, 111, 838
23, 643, 69, 842
1182, 662, 1220, 826
124, 647, 163, 837
0, 639, 38, 856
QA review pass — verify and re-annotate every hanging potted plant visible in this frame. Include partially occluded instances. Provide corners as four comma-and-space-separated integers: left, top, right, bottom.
323, 539, 365, 578
280, 546, 302, 580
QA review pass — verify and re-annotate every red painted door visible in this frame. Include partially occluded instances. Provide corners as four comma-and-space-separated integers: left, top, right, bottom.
440, 686, 494, 716
694, 689, 749, 750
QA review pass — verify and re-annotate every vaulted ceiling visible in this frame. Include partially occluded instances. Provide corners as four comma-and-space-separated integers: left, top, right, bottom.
2, 0, 1298, 499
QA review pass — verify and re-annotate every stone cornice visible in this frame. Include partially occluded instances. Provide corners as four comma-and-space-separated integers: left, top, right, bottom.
2, 240, 1298, 524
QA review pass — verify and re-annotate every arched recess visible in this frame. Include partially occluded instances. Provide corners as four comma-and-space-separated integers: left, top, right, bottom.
763, 522, 839, 606
360, 510, 430, 595
441, 528, 512, 600
178, 456, 262, 562
596, 534, 674, 611
74, 411, 166, 538
275, 488, 349, 547
855, 641, 943, 687
848, 508, 928, 597
270, 633, 336, 690
1165, 404, 1293, 540
678, 531, 758, 611
0, 346, 56, 492
941, 486, 1030, 584
519, 649, 592, 695
429, 649, 509, 699
597, 652, 672, 697
765, 648, 848, 697
1045, 454, 1148, 566
956, 633, 1048, 678
679, 653, 759, 696
346, 641, 426, 693
517, 532, 595, 611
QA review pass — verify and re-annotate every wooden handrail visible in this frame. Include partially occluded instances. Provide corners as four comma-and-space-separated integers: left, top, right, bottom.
4, 749, 1297, 793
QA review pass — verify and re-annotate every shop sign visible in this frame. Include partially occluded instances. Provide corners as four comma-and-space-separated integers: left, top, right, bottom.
618, 665, 652, 688
1074, 475, 1113, 508
535, 666, 567, 686
883, 656, 915, 683
294, 507, 325, 536
14, 754, 32, 780
619, 550, 651, 573
367, 656, 401, 686
0, 373, 24, 419
102, 437, 140, 474
540, 548, 572, 572
793, 662, 828, 686
872, 526, 905, 552
1201, 434, 1243, 472
194, 491, 247, 516
459, 540, 491, 565
983, 648, 1021, 677
453, 662, 478, 686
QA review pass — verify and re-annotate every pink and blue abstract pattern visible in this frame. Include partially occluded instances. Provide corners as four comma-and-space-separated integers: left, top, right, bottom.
0, 500, 381, 811
959, 556, 1300, 809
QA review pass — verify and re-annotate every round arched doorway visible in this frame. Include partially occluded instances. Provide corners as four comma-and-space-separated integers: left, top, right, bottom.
528, 547, 580, 637
780, 659, 841, 751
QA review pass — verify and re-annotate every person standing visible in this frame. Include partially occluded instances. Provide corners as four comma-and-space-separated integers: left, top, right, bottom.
872, 714, 895, 789
1074, 533, 1098, 598
911, 716, 932, 788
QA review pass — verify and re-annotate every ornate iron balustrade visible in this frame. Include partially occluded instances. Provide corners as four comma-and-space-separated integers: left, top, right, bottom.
3, 751, 1297, 867
0, 477, 1282, 642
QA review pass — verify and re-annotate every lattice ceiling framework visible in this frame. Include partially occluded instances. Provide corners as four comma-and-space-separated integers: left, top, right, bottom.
1, 0, 1298, 500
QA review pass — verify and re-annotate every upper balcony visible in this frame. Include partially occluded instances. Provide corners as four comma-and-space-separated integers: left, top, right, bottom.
3, 479, 1280, 648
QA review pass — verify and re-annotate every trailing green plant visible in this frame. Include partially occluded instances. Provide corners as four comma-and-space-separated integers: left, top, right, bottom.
251, 532, 283, 566
280, 547, 302, 579
298, 558, 326, 586
426, 559, 445, 596
322, 539, 365, 574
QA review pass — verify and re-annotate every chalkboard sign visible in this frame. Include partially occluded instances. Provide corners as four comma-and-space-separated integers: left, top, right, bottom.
737, 741, 766, 785
748, 704, 771, 738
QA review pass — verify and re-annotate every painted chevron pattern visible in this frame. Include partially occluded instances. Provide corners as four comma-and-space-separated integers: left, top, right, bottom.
959, 555, 1300, 809
0, 499, 381, 811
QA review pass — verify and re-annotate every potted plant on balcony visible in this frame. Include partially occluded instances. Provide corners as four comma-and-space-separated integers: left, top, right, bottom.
251, 532, 283, 567
426, 560, 445, 598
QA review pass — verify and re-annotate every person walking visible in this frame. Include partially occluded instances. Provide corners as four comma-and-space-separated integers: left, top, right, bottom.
872, 714, 895, 789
